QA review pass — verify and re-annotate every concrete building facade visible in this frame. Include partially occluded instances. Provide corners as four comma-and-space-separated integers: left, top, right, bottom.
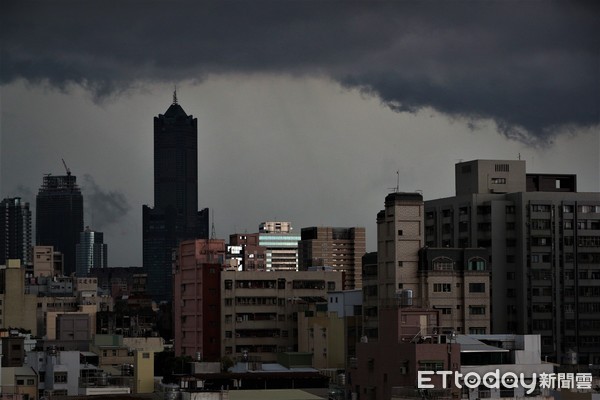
173, 239, 226, 360
425, 159, 600, 364
348, 307, 460, 400
297, 290, 363, 370
0, 260, 37, 334
32, 246, 63, 278
298, 226, 366, 290
418, 247, 491, 335
221, 269, 343, 363
259, 222, 301, 272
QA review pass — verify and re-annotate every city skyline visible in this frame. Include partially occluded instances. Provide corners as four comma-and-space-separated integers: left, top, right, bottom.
1, 2, 598, 267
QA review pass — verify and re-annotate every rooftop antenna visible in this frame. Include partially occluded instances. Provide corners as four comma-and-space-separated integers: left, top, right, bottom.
518, 153, 521, 160
388, 170, 400, 193
61, 158, 71, 176
210, 209, 216, 240
173, 85, 178, 105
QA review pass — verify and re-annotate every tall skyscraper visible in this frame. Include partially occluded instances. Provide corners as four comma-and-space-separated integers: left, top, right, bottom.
36, 173, 84, 276
0, 197, 32, 266
76, 227, 108, 276
143, 92, 209, 302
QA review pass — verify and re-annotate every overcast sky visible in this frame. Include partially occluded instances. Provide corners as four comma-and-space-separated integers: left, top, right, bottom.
1, 1, 598, 267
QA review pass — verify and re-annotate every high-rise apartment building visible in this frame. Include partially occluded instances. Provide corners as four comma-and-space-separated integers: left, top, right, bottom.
0, 197, 32, 266
143, 93, 209, 302
75, 227, 107, 276
298, 226, 366, 289
362, 192, 425, 340
258, 221, 300, 271
173, 239, 225, 360
36, 173, 84, 276
363, 192, 492, 340
425, 159, 600, 365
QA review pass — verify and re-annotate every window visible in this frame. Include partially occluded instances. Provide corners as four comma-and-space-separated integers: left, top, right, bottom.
469, 327, 487, 334
469, 306, 486, 315
531, 219, 550, 230
419, 361, 444, 371
27, 379, 35, 386
433, 283, 451, 293
468, 258, 486, 271
531, 204, 551, 212
491, 177, 506, 184
469, 283, 486, 293
432, 257, 454, 271
54, 372, 68, 383
564, 220, 573, 229
142, 353, 150, 359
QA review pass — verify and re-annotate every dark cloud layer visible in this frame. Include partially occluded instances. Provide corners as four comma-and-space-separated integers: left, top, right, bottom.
82, 175, 130, 230
1, 1, 598, 143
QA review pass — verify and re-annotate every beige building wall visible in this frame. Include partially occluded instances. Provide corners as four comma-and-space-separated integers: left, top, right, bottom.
45, 308, 96, 340
1, 367, 38, 400
297, 310, 345, 369
377, 193, 424, 304
123, 337, 165, 353
221, 270, 343, 362
298, 227, 366, 290
32, 246, 61, 277
0, 260, 37, 334
420, 267, 491, 334
455, 159, 527, 196
133, 350, 154, 393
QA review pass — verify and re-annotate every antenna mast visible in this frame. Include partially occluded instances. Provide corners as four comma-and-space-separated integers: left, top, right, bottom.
210, 209, 216, 240
388, 170, 400, 193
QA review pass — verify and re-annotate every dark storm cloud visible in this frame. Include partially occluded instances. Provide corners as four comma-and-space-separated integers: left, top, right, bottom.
1, 1, 598, 143
82, 175, 130, 230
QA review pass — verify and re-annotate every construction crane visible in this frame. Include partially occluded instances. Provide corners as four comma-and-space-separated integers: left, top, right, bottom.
61, 158, 71, 176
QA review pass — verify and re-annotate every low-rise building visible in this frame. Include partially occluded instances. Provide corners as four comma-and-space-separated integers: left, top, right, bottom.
348, 306, 460, 400
458, 334, 554, 399
0, 260, 37, 334
0, 366, 38, 400
297, 290, 362, 370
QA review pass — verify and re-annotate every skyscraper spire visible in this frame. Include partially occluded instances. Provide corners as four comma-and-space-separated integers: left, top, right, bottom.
173, 86, 178, 105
